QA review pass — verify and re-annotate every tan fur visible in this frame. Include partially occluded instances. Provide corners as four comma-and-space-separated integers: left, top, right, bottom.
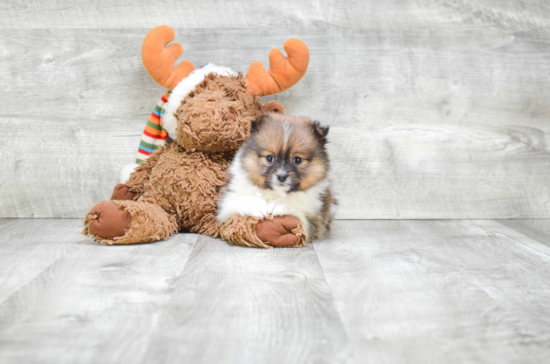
220, 214, 307, 249
299, 157, 328, 191
175, 73, 263, 153
82, 200, 178, 245
233, 113, 334, 241
306, 188, 335, 241
126, 145, 168, 196
83, 73, 283, 245
219, 214, 270, 249
242, 114, 329, 192
241, 149, 268, 187
138, 142, 232, 236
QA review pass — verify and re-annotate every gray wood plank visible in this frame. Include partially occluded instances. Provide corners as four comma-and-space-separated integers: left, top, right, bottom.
142, 235, 352, 364
4, 116, 550, 220
0, 219, 199, 364
2, 26, 550, 219
0, 218, 15, 228
2, 0, 549, 30
498, 219, 550, 249
473, 219, 550, 256
0, 116, 145, 218
313, 220, 550, 363
2, 219, 550, 363
404, 220, 550, 363
329, 123, 550, 219
0, 219, 83, 303
3, 28, 550, 124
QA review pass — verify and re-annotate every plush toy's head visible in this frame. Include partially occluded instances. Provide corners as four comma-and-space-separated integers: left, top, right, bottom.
140, 25, 309, 154
162, 65, 284, 153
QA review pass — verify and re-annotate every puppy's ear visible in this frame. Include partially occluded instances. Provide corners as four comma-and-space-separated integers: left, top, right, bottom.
251, 114, 269, 133
312, 121, 329, 138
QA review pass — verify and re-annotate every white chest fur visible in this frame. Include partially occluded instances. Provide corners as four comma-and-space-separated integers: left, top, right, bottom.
216, 155, 329, 236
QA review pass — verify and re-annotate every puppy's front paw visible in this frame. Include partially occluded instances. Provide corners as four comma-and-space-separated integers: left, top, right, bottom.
256, 216, 307, 248
245, 198, 270, 218
218, 195, 269, 222
267, 201, 292, 216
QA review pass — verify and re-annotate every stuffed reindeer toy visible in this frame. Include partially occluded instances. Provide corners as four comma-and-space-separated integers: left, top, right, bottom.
82, 25, 310, 248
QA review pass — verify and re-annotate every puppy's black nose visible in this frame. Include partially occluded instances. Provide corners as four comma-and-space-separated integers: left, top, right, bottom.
277, 173, 288, 182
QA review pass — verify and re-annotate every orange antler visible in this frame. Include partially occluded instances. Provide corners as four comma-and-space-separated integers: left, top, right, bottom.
142, 25, 195, 90
245, 39, 309, 96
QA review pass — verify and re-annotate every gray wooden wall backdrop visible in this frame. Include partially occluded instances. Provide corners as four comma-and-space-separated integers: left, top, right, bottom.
1, 0, 550, 219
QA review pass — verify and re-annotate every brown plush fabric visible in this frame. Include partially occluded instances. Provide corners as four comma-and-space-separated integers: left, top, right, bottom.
256, 215, 307, 247
80, 26, 312, 247
137, 142, 231, 237
110, 184, 138, 201
83, 201, 132, 240
220, 214, 307, 249
174, 73, 264, 153
262, 101, 285, 114
82, 72, 303, 247
126, 146, 167, 195
83, 200, 178, 245
219, 214, 271, 249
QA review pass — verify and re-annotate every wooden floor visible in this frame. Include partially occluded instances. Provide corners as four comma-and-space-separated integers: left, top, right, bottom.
1, 218, 550, 363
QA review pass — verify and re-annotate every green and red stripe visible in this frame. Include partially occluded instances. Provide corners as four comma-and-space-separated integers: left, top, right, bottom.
136, 90, 171, 163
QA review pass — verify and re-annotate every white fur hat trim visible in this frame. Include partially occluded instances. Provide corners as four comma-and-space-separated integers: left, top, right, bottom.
120, 163, 139, 183
162, 64, 238, 140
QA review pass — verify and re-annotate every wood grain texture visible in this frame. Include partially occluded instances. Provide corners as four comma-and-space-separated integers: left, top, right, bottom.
471, 219, 550, 256
0, 219, 198, 364
313, 220, 550, 363
2, 1, 550, 218
0, 218, 15, 228
142, 235, 352, 364
3, 219, 550, 363
0, 116, 145, 218
0, 219, 82, 304
498, 219, 550, 249
2, 0, 549, 30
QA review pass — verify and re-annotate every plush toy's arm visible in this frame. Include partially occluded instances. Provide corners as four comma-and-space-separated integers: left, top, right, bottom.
219, 214, 307, 249
220, 214, 270, 249
124, 145, 169, 196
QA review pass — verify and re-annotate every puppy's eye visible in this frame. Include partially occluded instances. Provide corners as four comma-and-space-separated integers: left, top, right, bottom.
266, 155, 274, 163
293, 156, 303, 165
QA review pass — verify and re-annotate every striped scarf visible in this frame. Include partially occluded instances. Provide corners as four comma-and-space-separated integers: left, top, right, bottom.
135, 65, 225, 163
135, 90, 171, 163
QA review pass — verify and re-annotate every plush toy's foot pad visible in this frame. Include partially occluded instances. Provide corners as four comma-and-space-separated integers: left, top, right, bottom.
82, 200, 178, 245
219, 215, 268, 249
84, 201, 132, 240
110, 183, 138, 201
256, 216, 307, 248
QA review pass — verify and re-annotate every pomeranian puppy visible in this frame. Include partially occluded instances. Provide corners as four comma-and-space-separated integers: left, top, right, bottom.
217, 113, 335, 241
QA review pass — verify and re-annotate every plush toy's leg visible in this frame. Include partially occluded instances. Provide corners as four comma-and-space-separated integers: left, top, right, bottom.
82, 200, 178, 245
220, 214, 307, 249
124, 146, 168, 195
110, 184, 138, 201
107, 147, 171, 202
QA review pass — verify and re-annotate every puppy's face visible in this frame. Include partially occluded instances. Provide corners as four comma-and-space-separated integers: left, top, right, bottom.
240, 113, 329, 192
